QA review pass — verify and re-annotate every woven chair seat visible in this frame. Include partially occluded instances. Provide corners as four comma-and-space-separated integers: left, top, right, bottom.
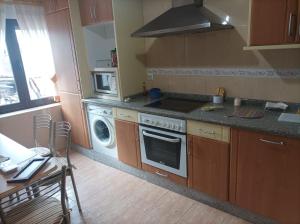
6, 197, 65, 224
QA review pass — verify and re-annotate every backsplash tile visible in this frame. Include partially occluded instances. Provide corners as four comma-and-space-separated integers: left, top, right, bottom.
147, 68, 300, 78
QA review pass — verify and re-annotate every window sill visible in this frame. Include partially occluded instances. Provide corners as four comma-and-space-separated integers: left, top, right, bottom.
0, 103, 61, 119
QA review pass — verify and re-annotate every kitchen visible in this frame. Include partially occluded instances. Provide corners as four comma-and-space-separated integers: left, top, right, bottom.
0, 0, 300, 223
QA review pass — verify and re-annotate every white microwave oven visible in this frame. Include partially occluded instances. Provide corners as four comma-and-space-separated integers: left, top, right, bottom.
92, 68, 118, 96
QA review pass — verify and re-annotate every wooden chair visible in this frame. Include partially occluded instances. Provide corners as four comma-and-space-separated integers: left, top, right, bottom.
0, 166, 70, 224
52, 121, 82, 213
29, 113, 53, 157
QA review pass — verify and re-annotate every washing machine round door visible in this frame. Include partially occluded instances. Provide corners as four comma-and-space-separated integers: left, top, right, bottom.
92, 117, 114, 147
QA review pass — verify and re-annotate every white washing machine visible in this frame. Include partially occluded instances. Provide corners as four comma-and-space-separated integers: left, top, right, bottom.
87, 104, 117, 158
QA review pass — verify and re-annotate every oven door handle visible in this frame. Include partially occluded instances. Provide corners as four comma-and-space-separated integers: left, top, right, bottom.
142, 131, 180, 143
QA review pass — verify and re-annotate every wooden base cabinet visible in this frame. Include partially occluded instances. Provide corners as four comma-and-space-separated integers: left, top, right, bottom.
188, 135, 230, 201
230, 129, 300, 224
115, 119, 141, 169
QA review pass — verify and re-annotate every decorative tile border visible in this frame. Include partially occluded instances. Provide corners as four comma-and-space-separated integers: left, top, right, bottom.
147, 68, 300, 78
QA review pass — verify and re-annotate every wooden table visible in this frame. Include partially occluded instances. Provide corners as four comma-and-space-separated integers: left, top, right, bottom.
0, 133, 60, 198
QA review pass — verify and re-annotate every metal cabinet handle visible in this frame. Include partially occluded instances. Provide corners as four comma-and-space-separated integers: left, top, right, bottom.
142, 131, 180, 143
119, 113, 131, 118
199, 128, 216, 135
93, 4, 97, 20
92, 0, 97, 20
155, 171, 168, 178
259, 139, 285, 146
288, 13, 297, 37
89, 6, 93, 21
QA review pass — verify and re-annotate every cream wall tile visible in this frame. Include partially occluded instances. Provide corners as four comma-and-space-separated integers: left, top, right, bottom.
143, 0, 300, 103
205, 0, 250, 27
146, 36, 186, 67
148, 75, 300, 103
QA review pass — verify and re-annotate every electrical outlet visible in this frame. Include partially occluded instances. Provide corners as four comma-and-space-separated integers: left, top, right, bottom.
147, 71, 154, 81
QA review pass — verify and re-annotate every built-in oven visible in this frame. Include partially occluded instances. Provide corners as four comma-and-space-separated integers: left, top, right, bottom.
139, 113, 187, 178
92, 68, 118, 96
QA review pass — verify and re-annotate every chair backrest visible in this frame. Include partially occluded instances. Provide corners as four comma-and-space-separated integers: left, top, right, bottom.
33, 113, 52, 148
52, 121, 72, 166
0, 166, 69, 224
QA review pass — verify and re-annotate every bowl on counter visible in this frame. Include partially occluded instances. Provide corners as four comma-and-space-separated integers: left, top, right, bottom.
149, 88, 161, 100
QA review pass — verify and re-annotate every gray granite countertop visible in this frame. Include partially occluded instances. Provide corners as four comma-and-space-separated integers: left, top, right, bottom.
82, 94, 300, 139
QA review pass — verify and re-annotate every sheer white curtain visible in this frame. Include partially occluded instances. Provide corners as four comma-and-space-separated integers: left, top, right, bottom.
0, 3, 5, 50
14, 4, 56, 100
0, 3, 19, 106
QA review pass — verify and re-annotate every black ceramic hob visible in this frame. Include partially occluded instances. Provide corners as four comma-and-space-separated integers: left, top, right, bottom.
145, 98, 208, 113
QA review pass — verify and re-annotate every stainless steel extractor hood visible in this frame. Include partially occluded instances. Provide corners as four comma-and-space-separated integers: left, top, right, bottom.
132, 0, 233, 37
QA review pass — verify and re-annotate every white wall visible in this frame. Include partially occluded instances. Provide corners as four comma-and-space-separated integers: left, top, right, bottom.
0, 104, 63, 148
83, 22, 116, 69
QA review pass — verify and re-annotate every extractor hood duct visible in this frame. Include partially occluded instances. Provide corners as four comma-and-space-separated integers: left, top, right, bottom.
132, 0, 233, 37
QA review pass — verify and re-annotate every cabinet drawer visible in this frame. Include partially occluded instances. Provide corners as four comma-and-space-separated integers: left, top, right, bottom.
187, 120, 230, 143
142, 163, 187, 186
113, 108, 138, 123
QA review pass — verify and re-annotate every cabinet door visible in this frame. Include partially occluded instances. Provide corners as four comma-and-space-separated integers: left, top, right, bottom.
78, 0, 95, 26
44, 0, 56, 14
233, 130, 300, 224
250, 0, 287, 45
95, 0, 113, 23
59, 92, 90, 148
188, 135, 229, 201
115, 119, 141, 169
44, 0, 68, 14
55, 0, 69, 11
285, 0, 299, 43
45, 9, 80, 94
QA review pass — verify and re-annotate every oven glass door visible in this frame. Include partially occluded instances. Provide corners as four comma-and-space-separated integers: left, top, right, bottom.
139, 125, 187, 177
143, 130, 181, 169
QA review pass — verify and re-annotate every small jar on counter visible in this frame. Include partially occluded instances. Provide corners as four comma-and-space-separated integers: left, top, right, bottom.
234, 98, 242, 107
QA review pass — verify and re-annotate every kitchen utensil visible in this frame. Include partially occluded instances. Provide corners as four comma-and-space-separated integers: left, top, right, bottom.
201, 104, 224, 111
232, 108, 264, 119
216, 87, 225, 97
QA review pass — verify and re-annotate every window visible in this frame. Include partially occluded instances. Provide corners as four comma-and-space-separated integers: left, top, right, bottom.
0, 19, 55, 114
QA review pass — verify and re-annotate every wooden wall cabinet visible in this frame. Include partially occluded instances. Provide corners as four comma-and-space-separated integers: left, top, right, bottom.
44, 0, 68, 15
297, 1, 300, 41
45, 9, 80, 94
230, 129, 300, 224
188, 135, 230, 201
79, 0, 113, 26
115, 119, 141, 169
250, 0, 300, 46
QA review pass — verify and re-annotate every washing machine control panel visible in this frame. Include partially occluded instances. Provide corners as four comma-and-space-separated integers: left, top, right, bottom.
87, 105, 113, 117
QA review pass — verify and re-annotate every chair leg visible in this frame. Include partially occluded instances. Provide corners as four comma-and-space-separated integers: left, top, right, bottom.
26, 187, 32, 200
16, 192, 20, 201
32, 184, 40, 198
69, 168, 82, 213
